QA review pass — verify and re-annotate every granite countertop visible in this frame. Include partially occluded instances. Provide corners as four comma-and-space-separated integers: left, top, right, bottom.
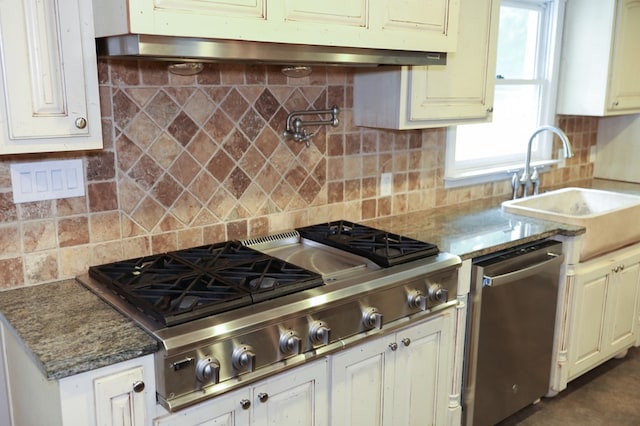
3, 180, 638, 383
0, 280, 158, 380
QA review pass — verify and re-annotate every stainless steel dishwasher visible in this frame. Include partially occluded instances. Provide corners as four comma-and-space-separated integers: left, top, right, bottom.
463, 239, 564, 426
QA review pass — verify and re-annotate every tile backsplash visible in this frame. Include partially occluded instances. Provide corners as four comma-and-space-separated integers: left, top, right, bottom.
0, 61, 596, 289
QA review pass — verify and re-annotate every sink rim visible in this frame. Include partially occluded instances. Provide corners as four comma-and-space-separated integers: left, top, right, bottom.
502, 187, 640, 219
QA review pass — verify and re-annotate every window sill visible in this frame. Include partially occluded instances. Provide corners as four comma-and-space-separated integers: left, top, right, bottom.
444, 159, 563, 189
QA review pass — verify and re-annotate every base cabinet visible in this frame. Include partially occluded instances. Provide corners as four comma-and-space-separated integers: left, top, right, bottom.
566, 244, 640, 381
329, 312, 454, 426
0, 320, 155, 426
153, 359, 329, 426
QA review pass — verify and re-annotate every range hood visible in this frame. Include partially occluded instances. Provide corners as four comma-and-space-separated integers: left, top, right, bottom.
96, 35, 447, 67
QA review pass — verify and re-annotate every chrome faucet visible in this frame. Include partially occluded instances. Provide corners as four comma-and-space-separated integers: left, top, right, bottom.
513, 125, 575, 199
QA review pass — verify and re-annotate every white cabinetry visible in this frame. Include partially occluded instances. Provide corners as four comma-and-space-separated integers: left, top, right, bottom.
92, 0, 460, 53
0, 0, 102, 154
154, 359, 328, 426
0, 321, 155, 426
565, 244, 640, 380
353, 0, 499, 129
330, 312, 454, 426
557, 0, 640, 116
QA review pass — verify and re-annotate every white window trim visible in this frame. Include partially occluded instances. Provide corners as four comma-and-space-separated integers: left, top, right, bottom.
444, 0, 567, 189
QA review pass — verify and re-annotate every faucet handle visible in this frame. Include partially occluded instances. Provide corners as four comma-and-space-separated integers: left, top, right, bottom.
531, 167, 540, 195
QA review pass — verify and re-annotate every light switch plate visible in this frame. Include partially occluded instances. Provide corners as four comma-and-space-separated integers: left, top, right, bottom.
10, 159, 85, 203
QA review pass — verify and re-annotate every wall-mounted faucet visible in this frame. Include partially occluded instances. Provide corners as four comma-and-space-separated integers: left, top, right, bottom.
512, 125, 575, 199
283, 106, 339, 147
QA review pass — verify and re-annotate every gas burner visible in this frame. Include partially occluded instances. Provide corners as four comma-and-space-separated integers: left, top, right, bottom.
89, 241, 324, 326
297, 220, 439, 267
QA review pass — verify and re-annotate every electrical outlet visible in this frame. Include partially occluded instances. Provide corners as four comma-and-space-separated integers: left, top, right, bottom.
589, 145, 597, 163
557, 148, 566, 168
10, 159, 84, 203
380, 173, 392, 197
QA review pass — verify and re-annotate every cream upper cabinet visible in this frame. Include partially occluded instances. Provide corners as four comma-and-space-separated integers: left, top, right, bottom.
0, 0, 102, 154
92, 0, 460, 52
353, 0, 499, 129
557, 0, 640, 116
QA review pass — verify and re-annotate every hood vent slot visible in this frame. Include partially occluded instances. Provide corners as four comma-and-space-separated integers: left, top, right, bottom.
96, 35, 447, 67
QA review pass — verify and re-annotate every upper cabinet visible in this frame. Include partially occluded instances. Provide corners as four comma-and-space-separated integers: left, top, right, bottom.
557, 0, 640, 116
353, 0, 499, 129
92, 0, 460, 53
0, 0, 102, 154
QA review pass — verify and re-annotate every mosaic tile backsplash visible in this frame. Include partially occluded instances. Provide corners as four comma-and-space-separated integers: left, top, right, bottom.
0, 61, 596, 288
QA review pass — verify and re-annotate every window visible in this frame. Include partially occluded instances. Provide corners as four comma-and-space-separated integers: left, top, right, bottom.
445, 0, 565, 186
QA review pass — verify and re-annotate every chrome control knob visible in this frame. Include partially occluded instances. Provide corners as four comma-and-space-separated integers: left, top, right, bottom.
279, 331, 302, 355
309, 321, 331, 346
407, 289, 427, 310
427, 284, 448, 304
362, 307, 383, 329
232, 346, 256, 372
195, 357, 220, 383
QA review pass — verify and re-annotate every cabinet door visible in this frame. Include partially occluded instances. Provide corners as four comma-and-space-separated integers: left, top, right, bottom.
94, 367, 146, 426
0, 0, 102, 153
391, 313, 453, 426
409, 0, 498, 122
608, 0, 640, 113
153, 388, 250, 426
567, 266, 609, 379
330, 337, 392, 426
606, 260, 640, 352
253, 359, 328, 426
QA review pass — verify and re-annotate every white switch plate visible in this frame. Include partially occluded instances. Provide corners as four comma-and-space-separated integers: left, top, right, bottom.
380, 172, 392, 196
10, 159, 85, 203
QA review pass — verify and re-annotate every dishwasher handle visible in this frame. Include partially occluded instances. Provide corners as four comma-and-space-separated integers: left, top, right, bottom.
482, 252, 563, 287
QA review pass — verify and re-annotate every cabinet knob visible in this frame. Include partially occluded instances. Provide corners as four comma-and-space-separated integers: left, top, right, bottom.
402, 338, 411, 347
132, 381, 145, 393
487, 106, 494, 113
258, 392, 269, 403
389, 342, 398, 351
240, 399, 251, 409
75, 117, 87, 129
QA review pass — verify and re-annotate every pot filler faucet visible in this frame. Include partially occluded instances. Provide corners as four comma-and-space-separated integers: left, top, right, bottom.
512, 125, 575, 199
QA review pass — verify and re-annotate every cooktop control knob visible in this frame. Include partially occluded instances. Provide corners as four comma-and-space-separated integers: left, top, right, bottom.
195, 357, 220, 384
427, 284, 448, 304
279, 331, 302, 355
309, 321, 331, 346
407, 289, 427, 310
362, 307, 383, 329
232, 345, 256, 372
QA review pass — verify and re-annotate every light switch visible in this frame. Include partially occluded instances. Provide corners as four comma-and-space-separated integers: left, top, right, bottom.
10, 159, 85, 203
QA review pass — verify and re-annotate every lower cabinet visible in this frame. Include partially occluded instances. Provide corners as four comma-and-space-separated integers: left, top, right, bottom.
0, 320, 155, 426
566, 244, 640, 380
329, 311, 454, 426
153, 358, 329, 426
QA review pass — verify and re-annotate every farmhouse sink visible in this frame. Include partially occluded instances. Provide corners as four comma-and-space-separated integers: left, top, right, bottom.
502, 187, 640, 261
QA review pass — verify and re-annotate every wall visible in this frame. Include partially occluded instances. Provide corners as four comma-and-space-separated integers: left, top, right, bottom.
0, 61, 596, 289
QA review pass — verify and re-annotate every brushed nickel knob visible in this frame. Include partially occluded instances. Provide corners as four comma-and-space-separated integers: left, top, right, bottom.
389, 342, 398, 351
240, 399, 251, 409
258, 392, 269, 403
132, 381, 145, 393
75, 117, 87, 129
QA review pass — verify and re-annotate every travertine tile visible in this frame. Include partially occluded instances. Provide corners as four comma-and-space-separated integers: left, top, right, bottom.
23, 220, 56, 252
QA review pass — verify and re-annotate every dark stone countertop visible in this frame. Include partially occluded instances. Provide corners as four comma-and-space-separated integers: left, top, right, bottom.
0, 279, 158, 380
3, 179, 637, 382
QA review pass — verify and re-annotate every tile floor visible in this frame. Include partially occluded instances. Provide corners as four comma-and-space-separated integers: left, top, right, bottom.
498, 347, 640, 425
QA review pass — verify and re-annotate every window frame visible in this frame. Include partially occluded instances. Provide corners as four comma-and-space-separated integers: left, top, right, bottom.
444, 0, 566, 188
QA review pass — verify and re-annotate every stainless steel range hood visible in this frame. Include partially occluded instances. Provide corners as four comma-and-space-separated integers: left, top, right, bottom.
96, 35, 447, 67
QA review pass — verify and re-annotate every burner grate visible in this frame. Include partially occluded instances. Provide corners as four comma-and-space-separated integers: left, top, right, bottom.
297, 220, 439, 267
89, 241, 323, 326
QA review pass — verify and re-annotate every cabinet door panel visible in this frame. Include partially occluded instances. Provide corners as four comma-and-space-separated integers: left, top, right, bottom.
608, 0, 640, 112
569, 273, 608, 378
153, 0, 266, 18
0, 0, 90, 139
94, 367, 146, 426
608, 262, 640, 349
153, 387, 249, 426
382, 0, 446, 30
283, 0, 367, 26
330, 339, 389, 426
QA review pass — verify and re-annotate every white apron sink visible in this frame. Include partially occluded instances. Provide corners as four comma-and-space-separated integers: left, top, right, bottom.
502, 187, 640, 261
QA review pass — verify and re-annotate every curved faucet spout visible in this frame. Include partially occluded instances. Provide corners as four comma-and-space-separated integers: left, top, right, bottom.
518, 125, 574, 197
